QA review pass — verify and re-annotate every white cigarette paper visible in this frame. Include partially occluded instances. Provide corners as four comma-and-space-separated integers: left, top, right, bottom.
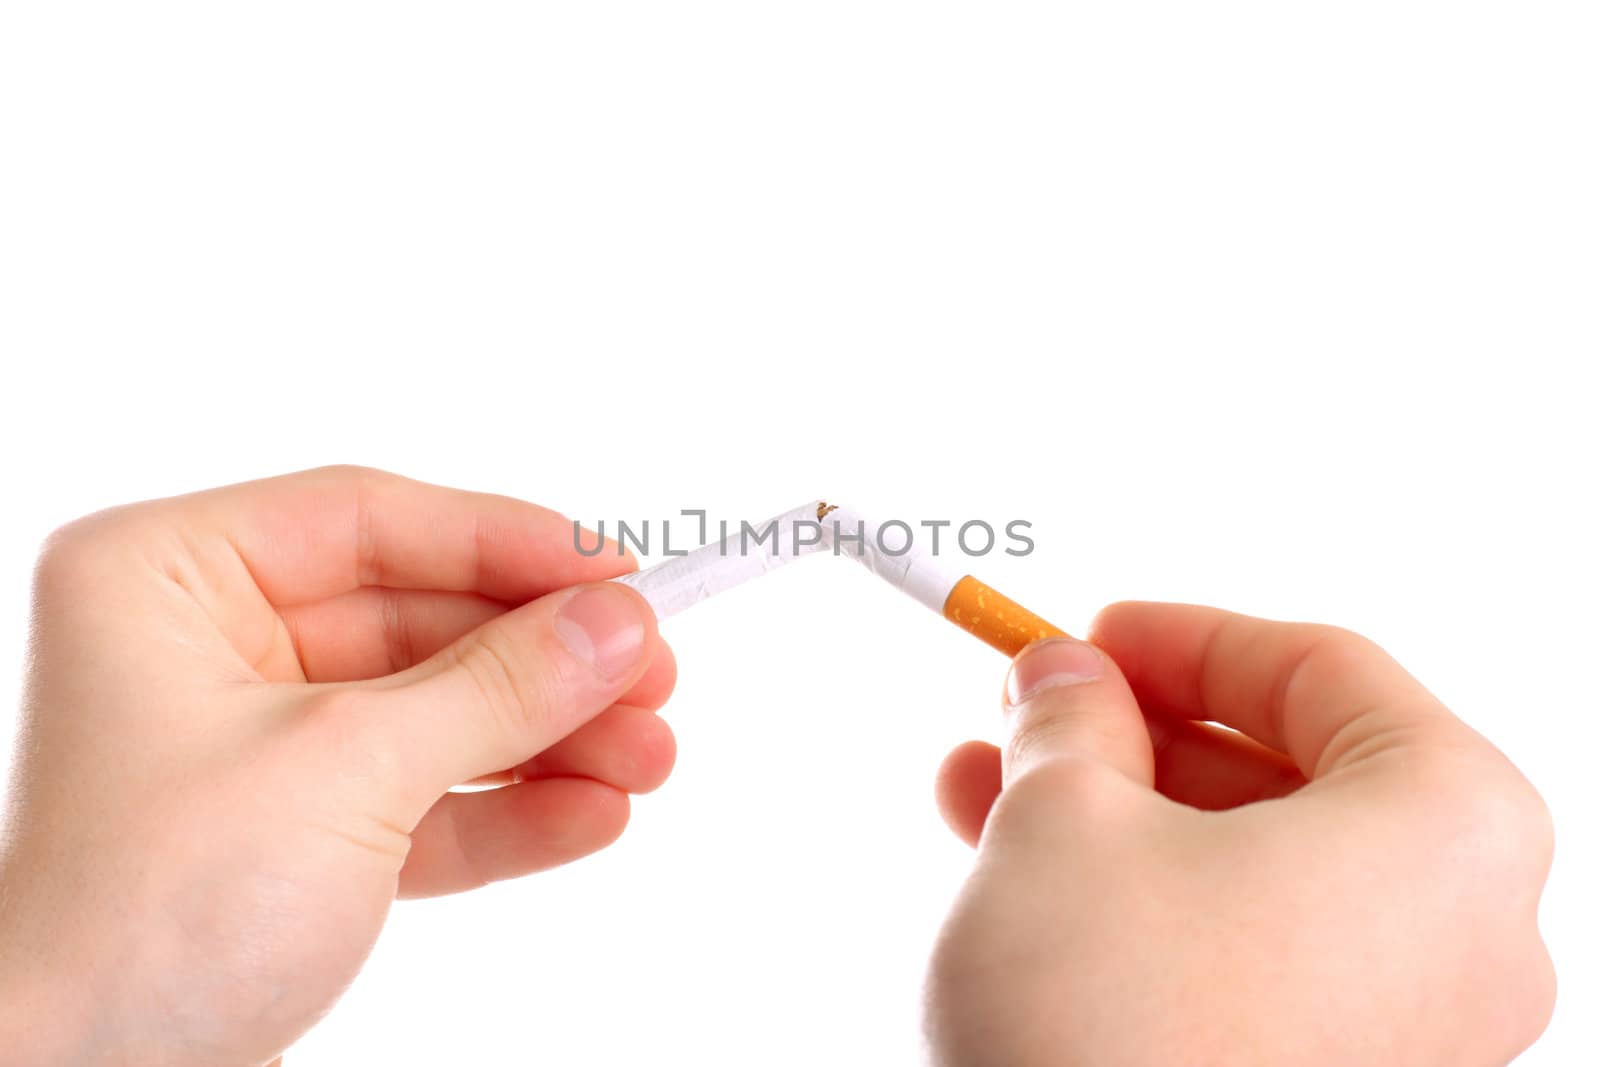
613, 500, 960, 620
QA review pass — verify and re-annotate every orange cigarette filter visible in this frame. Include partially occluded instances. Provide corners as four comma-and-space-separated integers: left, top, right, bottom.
941, 575, 1069, 657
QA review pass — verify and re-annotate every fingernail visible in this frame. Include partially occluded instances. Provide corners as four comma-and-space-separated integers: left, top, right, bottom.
555, 585, 648, 681
1006, 637, 1104, 705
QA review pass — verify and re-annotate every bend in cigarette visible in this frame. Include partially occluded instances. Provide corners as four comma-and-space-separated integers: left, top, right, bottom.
613, 501, 1066, 657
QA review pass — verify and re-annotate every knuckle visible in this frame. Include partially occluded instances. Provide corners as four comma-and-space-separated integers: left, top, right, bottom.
38, 516, 105, 564
461, 633, 525, 721
460, 628, 565, 742
1306, 621, 1365, 646
1301, 623, 1383, 665
303, 463, 401, 511
310, 462, 388, 485
1007, 705, 1118, 777
376, 588, 414, 673
1409, 749, 1555, 873
1481, 935, 1557, 1056
1477, 767, 1559, 875
33, 511, 129, 587
1514, 944, 1558, 1048
1005, 714, 1065, 770
1497, 940, 1561, 1049
1086, 599, 1140, 636
33, 527, 87, 586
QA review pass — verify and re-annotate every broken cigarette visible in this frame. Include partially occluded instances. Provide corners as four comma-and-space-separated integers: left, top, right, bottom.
612, 501, 1066, 657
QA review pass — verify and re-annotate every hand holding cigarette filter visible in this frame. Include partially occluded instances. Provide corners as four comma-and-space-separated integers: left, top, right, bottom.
614, 501, 1066, 656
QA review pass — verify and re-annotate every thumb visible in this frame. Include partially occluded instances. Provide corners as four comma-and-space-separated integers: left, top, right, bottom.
1002, 636, 1153, 786
353, 582, 656, 809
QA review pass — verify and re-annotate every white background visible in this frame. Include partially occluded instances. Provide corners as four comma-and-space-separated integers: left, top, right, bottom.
2, 2, 1595, 1063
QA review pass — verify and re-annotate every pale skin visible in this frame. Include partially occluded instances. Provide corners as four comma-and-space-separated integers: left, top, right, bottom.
0, 468, 1555, 1065
929, 611, 1556, 1065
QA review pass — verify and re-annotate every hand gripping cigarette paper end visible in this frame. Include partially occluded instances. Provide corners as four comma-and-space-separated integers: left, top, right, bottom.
612, 501, 1066, 657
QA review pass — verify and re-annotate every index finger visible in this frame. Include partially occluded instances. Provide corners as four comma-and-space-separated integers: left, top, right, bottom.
179, 465, 632, 606
1089, 601, 1456, 780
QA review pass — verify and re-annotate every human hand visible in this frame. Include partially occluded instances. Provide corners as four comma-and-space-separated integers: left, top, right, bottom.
928, 603, 1554, 1066
0, 467, 676, 1067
